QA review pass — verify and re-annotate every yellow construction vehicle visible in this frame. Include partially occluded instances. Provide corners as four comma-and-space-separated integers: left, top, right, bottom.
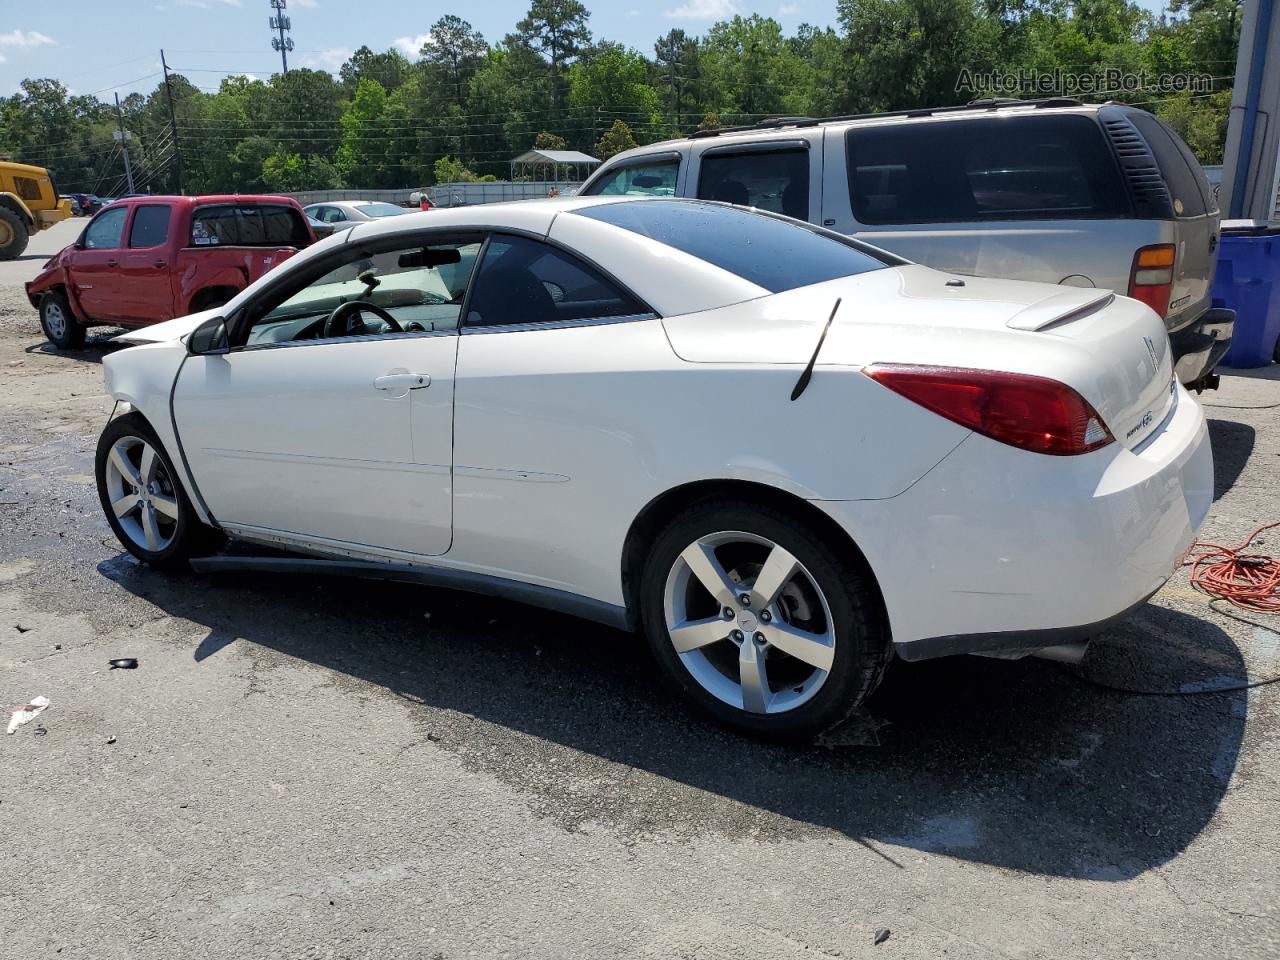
0, 160, 73, 260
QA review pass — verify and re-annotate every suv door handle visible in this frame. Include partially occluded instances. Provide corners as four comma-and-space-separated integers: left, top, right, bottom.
374, 373, 430, 390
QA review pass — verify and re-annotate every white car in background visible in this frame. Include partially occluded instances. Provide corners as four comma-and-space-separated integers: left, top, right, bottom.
302, 199, 407, 233
94, 197, 1212, 738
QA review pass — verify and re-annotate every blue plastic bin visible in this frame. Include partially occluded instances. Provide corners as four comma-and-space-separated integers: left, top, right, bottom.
1211, 219, 1280, 368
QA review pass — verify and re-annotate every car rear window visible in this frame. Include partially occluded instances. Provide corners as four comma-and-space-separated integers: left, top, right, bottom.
190, 204, 311, 247
355, 202, 406, 218
573, 199, 895, 293
846, 115, 1130, 224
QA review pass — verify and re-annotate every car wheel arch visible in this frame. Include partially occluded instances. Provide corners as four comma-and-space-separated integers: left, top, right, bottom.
187, 285, 240, 314
619, 478, 888, 631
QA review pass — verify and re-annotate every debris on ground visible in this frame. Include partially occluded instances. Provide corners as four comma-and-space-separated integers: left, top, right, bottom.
14, 624, 30, 633
106, 736, 117, 745
108, 658, 138, 670
874, 928, 891, 945
7, 696, 50, 734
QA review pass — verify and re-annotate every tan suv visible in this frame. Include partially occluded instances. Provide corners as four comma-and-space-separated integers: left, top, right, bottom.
580, 98, 1233, 390
0, 159, 74, 260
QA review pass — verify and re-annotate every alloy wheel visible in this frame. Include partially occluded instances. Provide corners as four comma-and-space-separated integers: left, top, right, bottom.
663, 531, 836, 715
103, 436, 180, 552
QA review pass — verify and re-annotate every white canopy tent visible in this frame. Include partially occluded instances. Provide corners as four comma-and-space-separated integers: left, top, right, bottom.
510, 149, 601, 184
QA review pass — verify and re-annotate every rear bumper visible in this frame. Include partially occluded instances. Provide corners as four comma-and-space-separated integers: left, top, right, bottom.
815, 385, 1213, 660
1171, 307, 1235, 388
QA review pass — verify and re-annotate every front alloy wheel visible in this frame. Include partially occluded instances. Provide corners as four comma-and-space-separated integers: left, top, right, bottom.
103, 435, 181, 553
96, 413, 219, 567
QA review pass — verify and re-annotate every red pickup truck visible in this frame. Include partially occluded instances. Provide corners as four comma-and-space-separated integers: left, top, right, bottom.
26, 194, 315, 349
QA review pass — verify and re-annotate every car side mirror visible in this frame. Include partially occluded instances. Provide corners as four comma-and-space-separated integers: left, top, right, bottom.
188, 315, 230, 356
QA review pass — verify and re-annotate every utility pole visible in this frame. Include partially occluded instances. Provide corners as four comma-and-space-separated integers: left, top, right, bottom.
269, 0, 294, 75
113, 92, 135, 194
160, 49, 184, 195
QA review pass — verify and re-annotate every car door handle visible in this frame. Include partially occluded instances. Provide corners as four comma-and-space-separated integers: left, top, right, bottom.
106, 259, 118, 267
153, 259, 167, 268
374, 373, 430, 390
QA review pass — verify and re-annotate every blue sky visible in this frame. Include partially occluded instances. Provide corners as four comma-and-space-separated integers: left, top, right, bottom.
3, 0, 1174, 100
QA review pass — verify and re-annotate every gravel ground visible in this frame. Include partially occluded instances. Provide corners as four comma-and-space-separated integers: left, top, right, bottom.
3, 230, 1279, 959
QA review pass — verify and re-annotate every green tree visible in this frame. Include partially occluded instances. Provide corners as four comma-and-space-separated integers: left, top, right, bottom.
339, 46, 412, 94
337, 78, 397, 187
434, 154, 481, 183
535, 131, 568, 149
654, 28, 701, 130
568, 43, 661, 134
594, 118, 636, 158
421, 15, 489, 109
514, 0, 593, 111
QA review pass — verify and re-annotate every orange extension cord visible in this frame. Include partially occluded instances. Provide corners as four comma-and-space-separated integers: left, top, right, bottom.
1185, 521, 1280, 613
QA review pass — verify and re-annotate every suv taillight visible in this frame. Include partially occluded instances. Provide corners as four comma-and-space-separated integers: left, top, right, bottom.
864, 364, 1114, 456
1128, 243, 1175, 317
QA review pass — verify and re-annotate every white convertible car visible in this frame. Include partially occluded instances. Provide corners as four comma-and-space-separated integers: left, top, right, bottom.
96, 197, 1213, 737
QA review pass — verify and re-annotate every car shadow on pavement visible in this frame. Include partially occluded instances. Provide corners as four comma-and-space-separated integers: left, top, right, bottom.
1206, 418, 1255, 500
23, 332, 125, 364
102, 557, 1246, 882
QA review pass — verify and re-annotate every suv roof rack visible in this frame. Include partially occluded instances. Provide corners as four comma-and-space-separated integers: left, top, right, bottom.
686, 97, 1085, 139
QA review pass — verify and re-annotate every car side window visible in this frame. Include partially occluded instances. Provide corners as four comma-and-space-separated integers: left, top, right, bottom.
244, 238, 483, 347
128, 205, 171, 248
697, 148, 809, 220
82, 207, 128, 249
319, 207, 344, 223
583, 158, 679, 197
464, 234, 647, 329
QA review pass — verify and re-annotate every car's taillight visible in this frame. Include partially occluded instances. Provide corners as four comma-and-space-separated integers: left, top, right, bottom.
864, 364, 1114, 456
1128, 243, 1175, 317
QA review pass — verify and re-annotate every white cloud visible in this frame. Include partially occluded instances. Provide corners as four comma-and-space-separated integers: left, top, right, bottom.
0, 30, 57, 48
299, 46, 352, 72
294, 0, 318, 6
778, 2, 800, 13
176, 0, 209, 7
0, 54, 6, 64
664, 0, 739, 18
393, 33, 432, 56
219, 0, 242, 6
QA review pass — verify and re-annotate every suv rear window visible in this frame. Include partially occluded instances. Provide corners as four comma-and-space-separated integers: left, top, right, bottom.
190, 204, 311, 247
1126, 112, 1211, 218
574, 199, 894, 293
847, 115, 1129, 224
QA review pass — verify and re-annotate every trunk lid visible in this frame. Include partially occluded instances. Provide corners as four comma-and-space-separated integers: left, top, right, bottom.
662, 264, 1177, 450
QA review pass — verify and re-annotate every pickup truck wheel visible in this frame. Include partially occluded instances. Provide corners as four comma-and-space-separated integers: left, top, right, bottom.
96, 413, 220, 569
0, 206, 30, 260
40, 292, 85, 350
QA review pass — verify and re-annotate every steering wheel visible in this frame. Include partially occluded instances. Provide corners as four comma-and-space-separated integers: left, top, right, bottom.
323, 299, 403, 339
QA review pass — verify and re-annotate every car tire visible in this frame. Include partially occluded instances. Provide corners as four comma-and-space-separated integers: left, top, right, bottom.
639, 498, 892, 740
96, 413, 220, 569
39, 291, 85, 350
0, 205, 30, 261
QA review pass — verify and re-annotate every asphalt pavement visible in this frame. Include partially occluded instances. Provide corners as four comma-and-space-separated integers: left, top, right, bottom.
2, 225, 1278, 958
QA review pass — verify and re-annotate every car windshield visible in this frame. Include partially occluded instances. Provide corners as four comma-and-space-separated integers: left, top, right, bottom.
572, 199, 897, 293
355, 202, 406, 218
